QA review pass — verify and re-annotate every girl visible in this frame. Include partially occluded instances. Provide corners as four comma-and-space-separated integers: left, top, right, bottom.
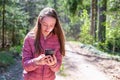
22, 7, 65, 80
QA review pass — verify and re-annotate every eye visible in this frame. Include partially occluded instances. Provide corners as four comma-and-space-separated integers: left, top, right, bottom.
50, 25, 54, 28
42, 22, 48, 26
50, 23, 55, 27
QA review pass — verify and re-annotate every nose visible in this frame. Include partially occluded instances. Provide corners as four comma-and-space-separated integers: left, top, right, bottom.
45, 26, 49, 31
46, 26, 48, 29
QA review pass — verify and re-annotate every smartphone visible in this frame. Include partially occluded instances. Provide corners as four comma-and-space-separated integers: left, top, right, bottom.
45, 49, 54, 56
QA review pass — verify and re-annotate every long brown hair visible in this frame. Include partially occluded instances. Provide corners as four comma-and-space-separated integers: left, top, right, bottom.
31, 7, 65, 56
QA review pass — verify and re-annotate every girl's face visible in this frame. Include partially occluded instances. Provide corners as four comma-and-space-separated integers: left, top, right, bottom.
40, 16, 56, 37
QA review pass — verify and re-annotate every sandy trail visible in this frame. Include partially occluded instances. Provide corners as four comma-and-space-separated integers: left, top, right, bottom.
56, 43, 110, 80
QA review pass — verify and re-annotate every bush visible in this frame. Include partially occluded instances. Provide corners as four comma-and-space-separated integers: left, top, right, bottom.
79, 9, 94, 44
99, 12, 120, 55
95, 14, 120, 55
9, 45, 22, 57
0, 51, 14, 67
105, 23, 120, 53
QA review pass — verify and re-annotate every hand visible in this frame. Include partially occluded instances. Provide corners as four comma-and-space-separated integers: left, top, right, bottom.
45, 55, 57, 66
33, 54, 47, 65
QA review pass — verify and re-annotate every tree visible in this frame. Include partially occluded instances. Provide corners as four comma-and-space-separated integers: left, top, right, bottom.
1, 0, 5, 48
98, 0, 107, 42
0, 0, 29, 48
90, 0, 97, 41
4, 0, 27, 45
105, 0, 120, 52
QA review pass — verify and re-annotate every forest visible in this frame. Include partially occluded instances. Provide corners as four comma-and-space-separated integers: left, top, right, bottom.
0, 0, 120, 80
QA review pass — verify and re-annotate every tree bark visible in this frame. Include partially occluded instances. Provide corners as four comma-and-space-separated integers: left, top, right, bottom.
90, 0, 97, 41
2, 0, 5, 48
98, 0, 107, 42
12, 23, 15, 46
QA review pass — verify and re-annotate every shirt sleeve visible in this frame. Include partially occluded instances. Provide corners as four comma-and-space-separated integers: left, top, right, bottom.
22, 35, 39, 72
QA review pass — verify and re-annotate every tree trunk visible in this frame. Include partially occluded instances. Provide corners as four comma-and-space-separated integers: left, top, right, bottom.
12, 25, 15, 46
98, 0, 107, 42
90, 0, 97, 41
2, 0, 5, 48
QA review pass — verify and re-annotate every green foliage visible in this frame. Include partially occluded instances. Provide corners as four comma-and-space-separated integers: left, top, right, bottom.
105, 26, 120, 52
0, 0, 30, 47
9, 45, 22, 55
96, 10, 120, 54
0, 51, 14, 67
13, 29, 26, 45
64, 20, 81, 41
59, 63, 67, 76
94, 42, 107, 51
9, 45, 23, 59
106, 1, 120, 53
67, 0, 80, 15
0, 0, 120, 58
65, 0, 90, 16
79, 9, 94, 44
108, 0, 120, 11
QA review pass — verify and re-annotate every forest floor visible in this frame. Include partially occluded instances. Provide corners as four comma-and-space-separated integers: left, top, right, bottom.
0, 42, 120, 80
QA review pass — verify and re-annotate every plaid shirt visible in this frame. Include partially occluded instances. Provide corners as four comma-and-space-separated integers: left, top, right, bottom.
22, 32, 62, 80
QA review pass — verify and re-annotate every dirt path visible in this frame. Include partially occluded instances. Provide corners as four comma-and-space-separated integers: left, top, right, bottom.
0, 42, 120, 80
56, 42, 110, 80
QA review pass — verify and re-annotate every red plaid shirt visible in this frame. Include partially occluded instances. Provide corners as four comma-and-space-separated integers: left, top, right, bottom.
22, 32, 62, 80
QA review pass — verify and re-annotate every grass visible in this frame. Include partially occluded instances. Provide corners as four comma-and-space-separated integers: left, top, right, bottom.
59, 63, 67, 77
0, 45, 22, 68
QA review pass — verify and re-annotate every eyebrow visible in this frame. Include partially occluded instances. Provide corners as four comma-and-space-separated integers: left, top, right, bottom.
42, 21, 55, 25
42, 21, 47, 23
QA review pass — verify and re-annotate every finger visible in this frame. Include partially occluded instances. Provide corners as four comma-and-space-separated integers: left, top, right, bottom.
53, 55, 56, 61
41, 57, 47, 61
45, 55, 50, 58
47, 58, 51, 64
49, 56, 54, 63
45, 58, 48, 62
43, 55, 50, 60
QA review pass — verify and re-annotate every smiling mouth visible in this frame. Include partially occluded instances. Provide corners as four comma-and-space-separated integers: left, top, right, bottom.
45, 30, 49, 33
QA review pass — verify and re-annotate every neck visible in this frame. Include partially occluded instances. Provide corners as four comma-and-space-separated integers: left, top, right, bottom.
42, 32, 52, 40
44, 36, 47, 40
